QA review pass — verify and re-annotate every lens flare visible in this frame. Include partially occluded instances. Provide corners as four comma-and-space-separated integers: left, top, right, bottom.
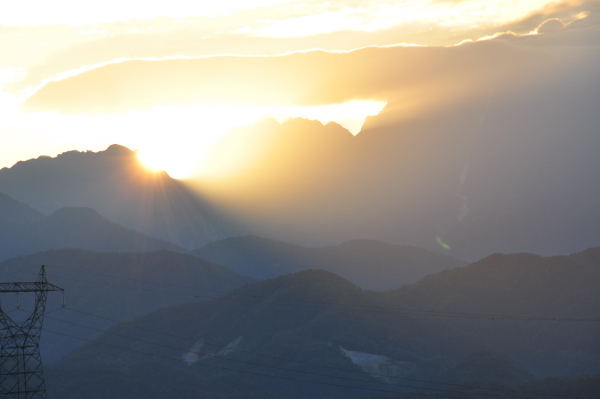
436, 236, 451, 250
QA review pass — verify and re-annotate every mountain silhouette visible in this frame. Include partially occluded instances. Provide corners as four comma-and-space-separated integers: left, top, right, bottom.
0, 249, 252, 363
10, 18, 600, 260
0, 191, 43, 225
387, 249, 600, 376
196, 235, 463, 290
196, 71, 600, 259
0, 193, 183, 260
46, 247, 600, 398
0, 145, 237, 248
73, 19, 591, 261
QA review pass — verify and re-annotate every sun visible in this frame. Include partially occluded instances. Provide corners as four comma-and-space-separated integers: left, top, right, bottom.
137, 148, 197, 179
131, 99, 386, 180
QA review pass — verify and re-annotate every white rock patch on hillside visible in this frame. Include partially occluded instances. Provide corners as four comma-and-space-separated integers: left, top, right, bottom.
340, 347, 415, 383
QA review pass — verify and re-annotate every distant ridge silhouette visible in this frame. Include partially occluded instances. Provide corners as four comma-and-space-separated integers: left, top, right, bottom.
0, 192, 182, 260
0, 145, 237, 248
196, 235, 463, 290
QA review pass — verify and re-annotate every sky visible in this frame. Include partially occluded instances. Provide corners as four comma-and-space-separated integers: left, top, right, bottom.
1, 0, 596, 178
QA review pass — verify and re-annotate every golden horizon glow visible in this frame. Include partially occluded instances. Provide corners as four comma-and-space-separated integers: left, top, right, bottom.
0, 93, 386, 178
0, 0, 591, 177
133, 100, 386, 179
137, 148, 198, 179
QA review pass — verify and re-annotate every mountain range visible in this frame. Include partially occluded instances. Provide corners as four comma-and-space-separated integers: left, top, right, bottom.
19, 14, 600, 260
0, 144, 237, 248
196, 235, 463, 290
0, 186, 463, 291
0, 249, 251, 362
0, 191, 182, 260
2, 5, 599, 399
46, 247, 600, 398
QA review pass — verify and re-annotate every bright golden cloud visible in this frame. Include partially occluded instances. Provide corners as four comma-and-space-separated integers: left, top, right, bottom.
0, 0, 291, 26
1, 0, 596, 178
0, 0, 573, 36
238, 0, 562, 38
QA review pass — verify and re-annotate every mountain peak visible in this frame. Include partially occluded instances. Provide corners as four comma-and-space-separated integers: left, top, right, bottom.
103, 144, 135, 156
234, 269, 363, 305
277, 269, 358, 287
0, 144, 230, 248
198, 235, 463, 290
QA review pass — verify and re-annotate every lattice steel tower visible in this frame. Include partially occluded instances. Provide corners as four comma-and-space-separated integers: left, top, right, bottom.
0, 265, 64, 398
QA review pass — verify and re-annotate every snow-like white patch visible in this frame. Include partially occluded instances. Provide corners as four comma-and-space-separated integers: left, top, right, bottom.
182, 337, 243, 364
182, 339, 204, 365
340, 347, 415, 383
341, 348, 388, 365
217, 336, 242, 356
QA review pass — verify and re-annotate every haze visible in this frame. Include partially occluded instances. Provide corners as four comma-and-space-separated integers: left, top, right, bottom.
2, 1, 600, 399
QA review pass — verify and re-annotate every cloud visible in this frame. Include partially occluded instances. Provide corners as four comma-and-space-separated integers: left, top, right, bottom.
5, 0, 595, 94
1, 7, 599, 262
184, 16, 600, 259
22, 30, 550, 115
534, 18, 567, 34
240, 0, 562, 38
0, 0, 291, 26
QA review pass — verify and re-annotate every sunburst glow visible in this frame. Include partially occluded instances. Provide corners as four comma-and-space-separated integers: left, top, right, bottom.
133, 100, 386, 178
136, 148, 196, 179
1, 94, 386, 179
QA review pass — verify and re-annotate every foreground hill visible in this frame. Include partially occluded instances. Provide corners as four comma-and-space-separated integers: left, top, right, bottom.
360, 374, 600, 399
0, 249, 251, 362
0, 145, 236, 247
0, 193, 182, 260
47, 247, 600, 399
386, 248, 600, 376
195, 236, 463, 290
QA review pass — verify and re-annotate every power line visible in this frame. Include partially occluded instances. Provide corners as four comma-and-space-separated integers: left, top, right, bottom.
231, 292, 600, 323
47, 313, 466, 395
42, 326, 457, 399
52, 306, 560, 396
14, 265, 600, 323
7, 263, 597, 397
45, 308, 579, 399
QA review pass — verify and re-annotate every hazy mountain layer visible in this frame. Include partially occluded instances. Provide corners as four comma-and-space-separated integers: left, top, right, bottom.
19, 12, 600, 260
196, 235, 463, 290
0, 192, 182, 260
0, 145, 237, 248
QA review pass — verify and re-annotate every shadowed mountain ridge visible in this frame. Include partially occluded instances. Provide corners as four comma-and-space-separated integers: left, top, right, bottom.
0, 194, 183, 260
196, 235, 463, 290
47, 246, 600, 398
0, 145, 237, 248
0, 248, 252, 363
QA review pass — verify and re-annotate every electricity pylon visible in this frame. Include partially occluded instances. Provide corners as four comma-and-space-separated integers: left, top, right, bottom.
0, 265, 64, 398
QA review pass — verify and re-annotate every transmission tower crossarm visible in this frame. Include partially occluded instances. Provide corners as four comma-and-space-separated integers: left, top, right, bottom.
0, 282, 64, 293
